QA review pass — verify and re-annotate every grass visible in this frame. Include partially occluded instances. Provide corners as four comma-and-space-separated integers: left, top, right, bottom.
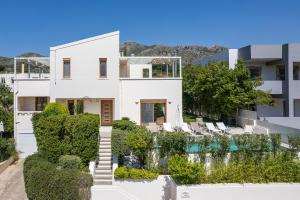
183, 113, 197, 124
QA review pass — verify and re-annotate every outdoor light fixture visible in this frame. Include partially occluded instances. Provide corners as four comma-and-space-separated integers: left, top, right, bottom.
168, 101, 172, 104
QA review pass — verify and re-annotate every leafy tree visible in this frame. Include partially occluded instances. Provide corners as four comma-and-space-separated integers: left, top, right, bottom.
183, 61, 273, 119
0, 83, 13, 134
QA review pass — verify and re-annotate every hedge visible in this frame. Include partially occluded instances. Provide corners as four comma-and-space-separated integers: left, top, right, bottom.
112, 129, 128, 156
112, 119, 137, 131
44, 102, 70, 115
32, 113, 99, 164
168, 153, 300, 185
24, 153, 92, 200
114, 166, 159, 180
0, 138, 16, 162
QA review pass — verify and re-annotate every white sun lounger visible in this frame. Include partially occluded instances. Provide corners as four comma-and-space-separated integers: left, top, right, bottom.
181, 122, 192, 134
146, 123, 160, 133
244, 125, 253, 134
206, 122, 222, 135
216, 122, 231, 134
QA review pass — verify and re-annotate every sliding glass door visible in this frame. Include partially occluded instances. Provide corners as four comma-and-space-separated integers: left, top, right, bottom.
141, 100, 166, 124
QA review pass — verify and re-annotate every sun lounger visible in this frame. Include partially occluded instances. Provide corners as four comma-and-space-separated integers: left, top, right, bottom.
206, 122, 222, 135
181, 122, 192, 134
216, 122, 231, 134
146, 123, 160, 133
244, 125, 253, 134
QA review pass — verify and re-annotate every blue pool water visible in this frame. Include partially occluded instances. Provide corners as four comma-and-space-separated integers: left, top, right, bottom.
187, 143, 238, 153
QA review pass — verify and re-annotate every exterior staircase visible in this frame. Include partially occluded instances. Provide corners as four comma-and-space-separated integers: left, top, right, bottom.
94, 126, 113, 185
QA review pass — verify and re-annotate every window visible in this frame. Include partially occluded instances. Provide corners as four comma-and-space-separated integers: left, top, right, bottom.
63, 59, 71, 79
143, 68, 149, 78
1, 77, 5, 84
99, 58, 107, 78
141, 100, 166, 124
276, 65, 285, 81
35, 97, 48, 111
248, 66, 261, 79
293, 63, 300, 80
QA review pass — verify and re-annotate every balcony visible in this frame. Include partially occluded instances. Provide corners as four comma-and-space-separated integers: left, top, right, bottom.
257, 80, 282, 94
14, 57, 50, 80
119, 57, 181, 80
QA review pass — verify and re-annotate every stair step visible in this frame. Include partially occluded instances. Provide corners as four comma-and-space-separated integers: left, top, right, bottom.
94, 180, 112, 185
99, 160, 111, 165
99, 145, 111, 149
99, 152, 112, 157
96, 166, 111, 170
99, 149, 111, 153
95, 169, 112, 173
94, 174, 112, 179
99, 157, 112, 161
100, 141, 111, 145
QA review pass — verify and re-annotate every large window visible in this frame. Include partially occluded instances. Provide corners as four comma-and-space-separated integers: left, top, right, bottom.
99, 58, 107, 78
63, 58, 71, 79
152, 64, 174, 78
141, 100, 166, 124
35, 97, 48, 111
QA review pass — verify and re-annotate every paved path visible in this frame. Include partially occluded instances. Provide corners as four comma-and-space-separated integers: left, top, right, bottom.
0, 159, 27, 200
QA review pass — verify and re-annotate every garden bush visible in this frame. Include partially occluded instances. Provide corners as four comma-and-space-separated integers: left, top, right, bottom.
0, 138, 16, 162
32, 112, 99, 164
113, 119, 137, 131
24, 153, 92, 200
157, 132, 187, 158
44, 102, 70, 115
114, 166, 158, 180
168, 153, 300, 185
112, 129, 128, 156
64, 114, 99, 164
59, 155, 83, 170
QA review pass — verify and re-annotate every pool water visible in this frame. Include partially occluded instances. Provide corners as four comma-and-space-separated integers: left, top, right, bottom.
187, 143, 238, 153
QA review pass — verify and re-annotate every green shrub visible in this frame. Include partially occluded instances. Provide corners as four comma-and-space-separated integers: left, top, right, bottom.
157, 132, 187, 158
168, 155, 206, 184
44, 102, 70, 115
33, 112, 99, 165
33, 114, 67, 163
64, 114, 99, 164
0, 138, 16, 162
112, 129, 128, 156
113, 119, 136, 131
114, 166, 158, 180
127, 127, 151, 166
288, 135, 300, 156
59, 155, 82, 170
24, 153, 93, 200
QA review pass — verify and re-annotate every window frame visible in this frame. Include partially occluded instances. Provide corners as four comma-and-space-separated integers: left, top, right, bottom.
99, 58, 108, 79
63, 58, 71, 79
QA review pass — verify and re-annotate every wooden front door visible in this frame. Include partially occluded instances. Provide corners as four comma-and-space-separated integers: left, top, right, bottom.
101, 100, 113, 126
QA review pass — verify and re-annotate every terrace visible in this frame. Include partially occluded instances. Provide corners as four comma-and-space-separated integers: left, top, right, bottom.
14, 57, 50, 80
119, 56, 181, 79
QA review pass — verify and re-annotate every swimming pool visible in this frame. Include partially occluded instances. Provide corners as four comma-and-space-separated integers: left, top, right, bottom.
187, 143, 238, 153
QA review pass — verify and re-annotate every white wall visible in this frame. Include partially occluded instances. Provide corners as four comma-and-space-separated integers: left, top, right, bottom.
15, 79, 50, 97
257, 98, 284, 117
120, 79, 182, 126
129, 64, 152, 79
50, 31, 120, 120
229, 49, 238, 69
84, 99, 100, 114
175, 183, 300, 200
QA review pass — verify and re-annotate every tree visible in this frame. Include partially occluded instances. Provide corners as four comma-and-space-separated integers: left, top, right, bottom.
0, 83, 13, 134
183, 61, 273, 119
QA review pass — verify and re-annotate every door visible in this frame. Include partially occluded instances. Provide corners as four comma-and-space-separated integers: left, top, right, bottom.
101, 100, 113, 126
67, 100, 75, 115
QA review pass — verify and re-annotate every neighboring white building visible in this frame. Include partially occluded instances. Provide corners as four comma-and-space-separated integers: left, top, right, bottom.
13, 31, 182, 157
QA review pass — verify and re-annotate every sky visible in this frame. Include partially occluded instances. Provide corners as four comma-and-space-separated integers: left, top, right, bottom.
0, 0, 300, 57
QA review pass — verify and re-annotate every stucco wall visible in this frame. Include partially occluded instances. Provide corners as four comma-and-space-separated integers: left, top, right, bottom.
257, 98, 284, 117
50, 32, 120, 120
120, 79, 182, 126
175, 183, 300, 200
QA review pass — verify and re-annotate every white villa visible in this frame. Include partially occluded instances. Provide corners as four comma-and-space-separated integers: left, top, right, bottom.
13, 31, 182, 157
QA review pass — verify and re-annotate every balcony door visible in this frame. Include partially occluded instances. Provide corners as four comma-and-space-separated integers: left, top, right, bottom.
101, 100, 113, 126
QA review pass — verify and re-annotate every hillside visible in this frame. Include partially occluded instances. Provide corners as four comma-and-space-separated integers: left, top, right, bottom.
121, 42, 227, 66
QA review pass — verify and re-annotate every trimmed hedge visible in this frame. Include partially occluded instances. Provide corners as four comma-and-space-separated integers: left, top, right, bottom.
44, 102, 70, 115
24, 153, 92, 200
32, 113, 99, 164
112, 129, 128, 156
59, 155, 82, 170
0, 138, 16, 162
114, 166, 159, 180
112, 119, 136, 131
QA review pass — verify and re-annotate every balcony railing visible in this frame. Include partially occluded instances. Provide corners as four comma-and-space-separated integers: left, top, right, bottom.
119, 57, 181, 79
257, 80, 282, 94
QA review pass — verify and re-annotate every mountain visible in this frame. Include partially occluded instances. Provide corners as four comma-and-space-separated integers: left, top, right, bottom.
121, 42, 227, 66
0, 43, 227, 72
0, 52, 44, 72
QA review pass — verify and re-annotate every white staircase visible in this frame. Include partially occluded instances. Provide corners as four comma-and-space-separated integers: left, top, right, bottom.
94, 127, 113, 185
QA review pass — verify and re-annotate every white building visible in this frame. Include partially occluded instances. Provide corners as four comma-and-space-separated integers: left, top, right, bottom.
13, 31, 182, 157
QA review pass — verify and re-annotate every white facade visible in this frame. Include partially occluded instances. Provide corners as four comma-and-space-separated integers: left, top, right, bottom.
13, 31, 182, 157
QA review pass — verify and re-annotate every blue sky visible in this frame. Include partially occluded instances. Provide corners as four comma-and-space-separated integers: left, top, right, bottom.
1, 0, 300, 57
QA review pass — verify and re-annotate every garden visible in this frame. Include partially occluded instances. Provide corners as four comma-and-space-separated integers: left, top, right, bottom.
24, 102, 99, 200
112, 119, 300, 184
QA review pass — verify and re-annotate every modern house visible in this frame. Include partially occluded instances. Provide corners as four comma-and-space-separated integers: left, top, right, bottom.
13, 31, 182, 157
194, 44, 300, 129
